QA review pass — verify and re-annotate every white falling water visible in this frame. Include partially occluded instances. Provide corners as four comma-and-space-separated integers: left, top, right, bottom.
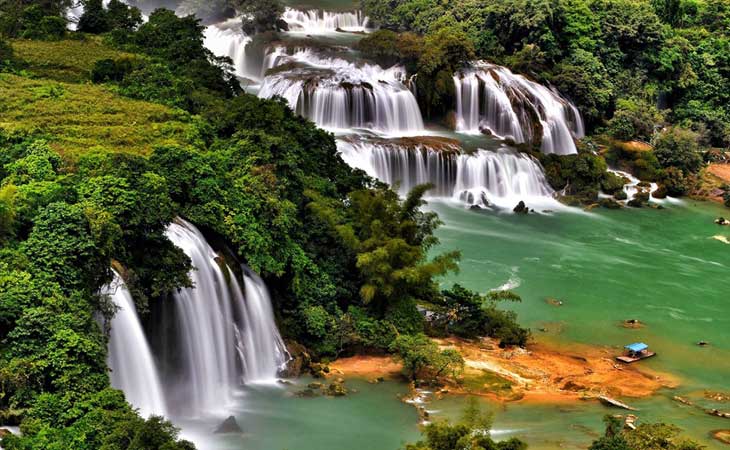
282, 7, 370, 33
258, 50, 424, 135
453, 62, 584, 155
237, 268, 289, 383
103, 270, 167, 418
165, 219, 287, 413
338, 140, 556, 208
204, 18, 255, 80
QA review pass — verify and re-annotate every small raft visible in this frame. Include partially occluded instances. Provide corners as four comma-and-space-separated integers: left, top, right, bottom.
616, 342, 656, 363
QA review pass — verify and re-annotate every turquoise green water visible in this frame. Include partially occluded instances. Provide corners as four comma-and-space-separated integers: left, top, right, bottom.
425, 200, 730, 448
179, 379, 420, 450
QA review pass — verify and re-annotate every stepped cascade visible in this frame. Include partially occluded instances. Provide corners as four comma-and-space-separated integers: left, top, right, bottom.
103, 270, 167, 418
453, 62, 584, 155
258, 50, 424, 134
338, 140, 556, 208
199, 7, 584, 206
282, 7, 370, 33
164, 219, 288, 414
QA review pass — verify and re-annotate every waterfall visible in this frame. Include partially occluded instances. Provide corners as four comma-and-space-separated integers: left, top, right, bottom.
282, 7, 370, 33
164, 219, 287, 413
103, 270, 167, 418
453, 62, 584, 155
259, 51, 424, 134
237, 268, 289, 383
203, 18, 255, 80
338, 140, 556, 208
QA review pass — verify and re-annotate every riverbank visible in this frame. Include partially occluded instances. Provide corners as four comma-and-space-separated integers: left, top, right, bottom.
329, 336, 678, 406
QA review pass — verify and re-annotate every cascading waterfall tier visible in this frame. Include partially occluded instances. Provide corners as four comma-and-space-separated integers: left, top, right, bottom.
453, 62, 584, 155
164, 218, 287, 414
282, 7, 370, 33
103, 270, 167, 418
258, 50, 424, 134
204, 18, 256, 81
337, 139, 556, 208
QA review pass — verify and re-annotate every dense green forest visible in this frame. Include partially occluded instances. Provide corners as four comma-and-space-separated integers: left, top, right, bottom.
0, 0, 721, 449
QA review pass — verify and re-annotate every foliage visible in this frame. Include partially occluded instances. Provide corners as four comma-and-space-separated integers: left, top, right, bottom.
0, 74, 201, 157
589, 415, 704, 450
237, 0, 285, 34
308, 184, 460, 318
540, 146, 611, 202
428, 285, 529, 347
79, 0, 142, 34
607, 98, 663, 142
404, 398, 527, 450
652, 126, 705, 174
390, 333, 464, 382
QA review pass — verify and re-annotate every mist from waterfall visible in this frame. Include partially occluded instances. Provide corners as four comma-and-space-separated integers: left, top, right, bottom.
338, 140, 556, 208
282, 7, 370, 33
164, 218, 287, 414
103, 270, 167, 418
453, 62, 584, 155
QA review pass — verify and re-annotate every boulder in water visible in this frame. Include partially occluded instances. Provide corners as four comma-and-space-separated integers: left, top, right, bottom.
627, 191, 650, 207
653, 184, 668, 199
715, 217, 730, 226
214, 416, 242, 434
513, 201, 528, 214
275, 19, 289, 32
614, 190, 628, 201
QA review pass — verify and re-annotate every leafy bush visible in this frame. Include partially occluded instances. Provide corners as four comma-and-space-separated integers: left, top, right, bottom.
608, 98, 663, 141
390, 333, 464, 382
405, 398, 527, 450
652, 126, 705, 174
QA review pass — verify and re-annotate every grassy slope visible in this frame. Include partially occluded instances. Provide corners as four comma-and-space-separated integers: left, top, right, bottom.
2, 38, 199, 158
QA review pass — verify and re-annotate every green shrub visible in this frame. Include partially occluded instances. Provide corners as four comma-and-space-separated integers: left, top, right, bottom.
652, 126, 705, 175
607, 98, 663, 141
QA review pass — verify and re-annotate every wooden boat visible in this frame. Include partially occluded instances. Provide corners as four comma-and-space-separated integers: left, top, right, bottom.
616, 342, 656, 363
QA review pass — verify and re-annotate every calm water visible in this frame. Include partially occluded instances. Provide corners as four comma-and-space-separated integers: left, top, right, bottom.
427, 199, 730, 448
177, 379, 420, 450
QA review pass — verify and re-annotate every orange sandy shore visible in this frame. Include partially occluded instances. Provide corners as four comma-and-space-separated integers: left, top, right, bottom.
708, 163, 730, 183
330, 337, 679, 405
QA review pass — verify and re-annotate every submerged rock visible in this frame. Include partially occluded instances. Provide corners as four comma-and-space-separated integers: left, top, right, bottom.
715, 217, 730, 226
513, 200, 528, 214
712, 430, 730, 445
214, 416, 242, 434
622, 319, 644, 329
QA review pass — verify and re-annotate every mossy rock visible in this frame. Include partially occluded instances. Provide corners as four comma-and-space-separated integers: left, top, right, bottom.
614, 190, 628, 200
599, 198, 623, 209
653, 184, 668, 199
326, 380, 348, 397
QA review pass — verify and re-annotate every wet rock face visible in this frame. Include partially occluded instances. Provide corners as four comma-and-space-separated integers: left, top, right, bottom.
214, 416, 242, 434
513, 200, 528, 213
